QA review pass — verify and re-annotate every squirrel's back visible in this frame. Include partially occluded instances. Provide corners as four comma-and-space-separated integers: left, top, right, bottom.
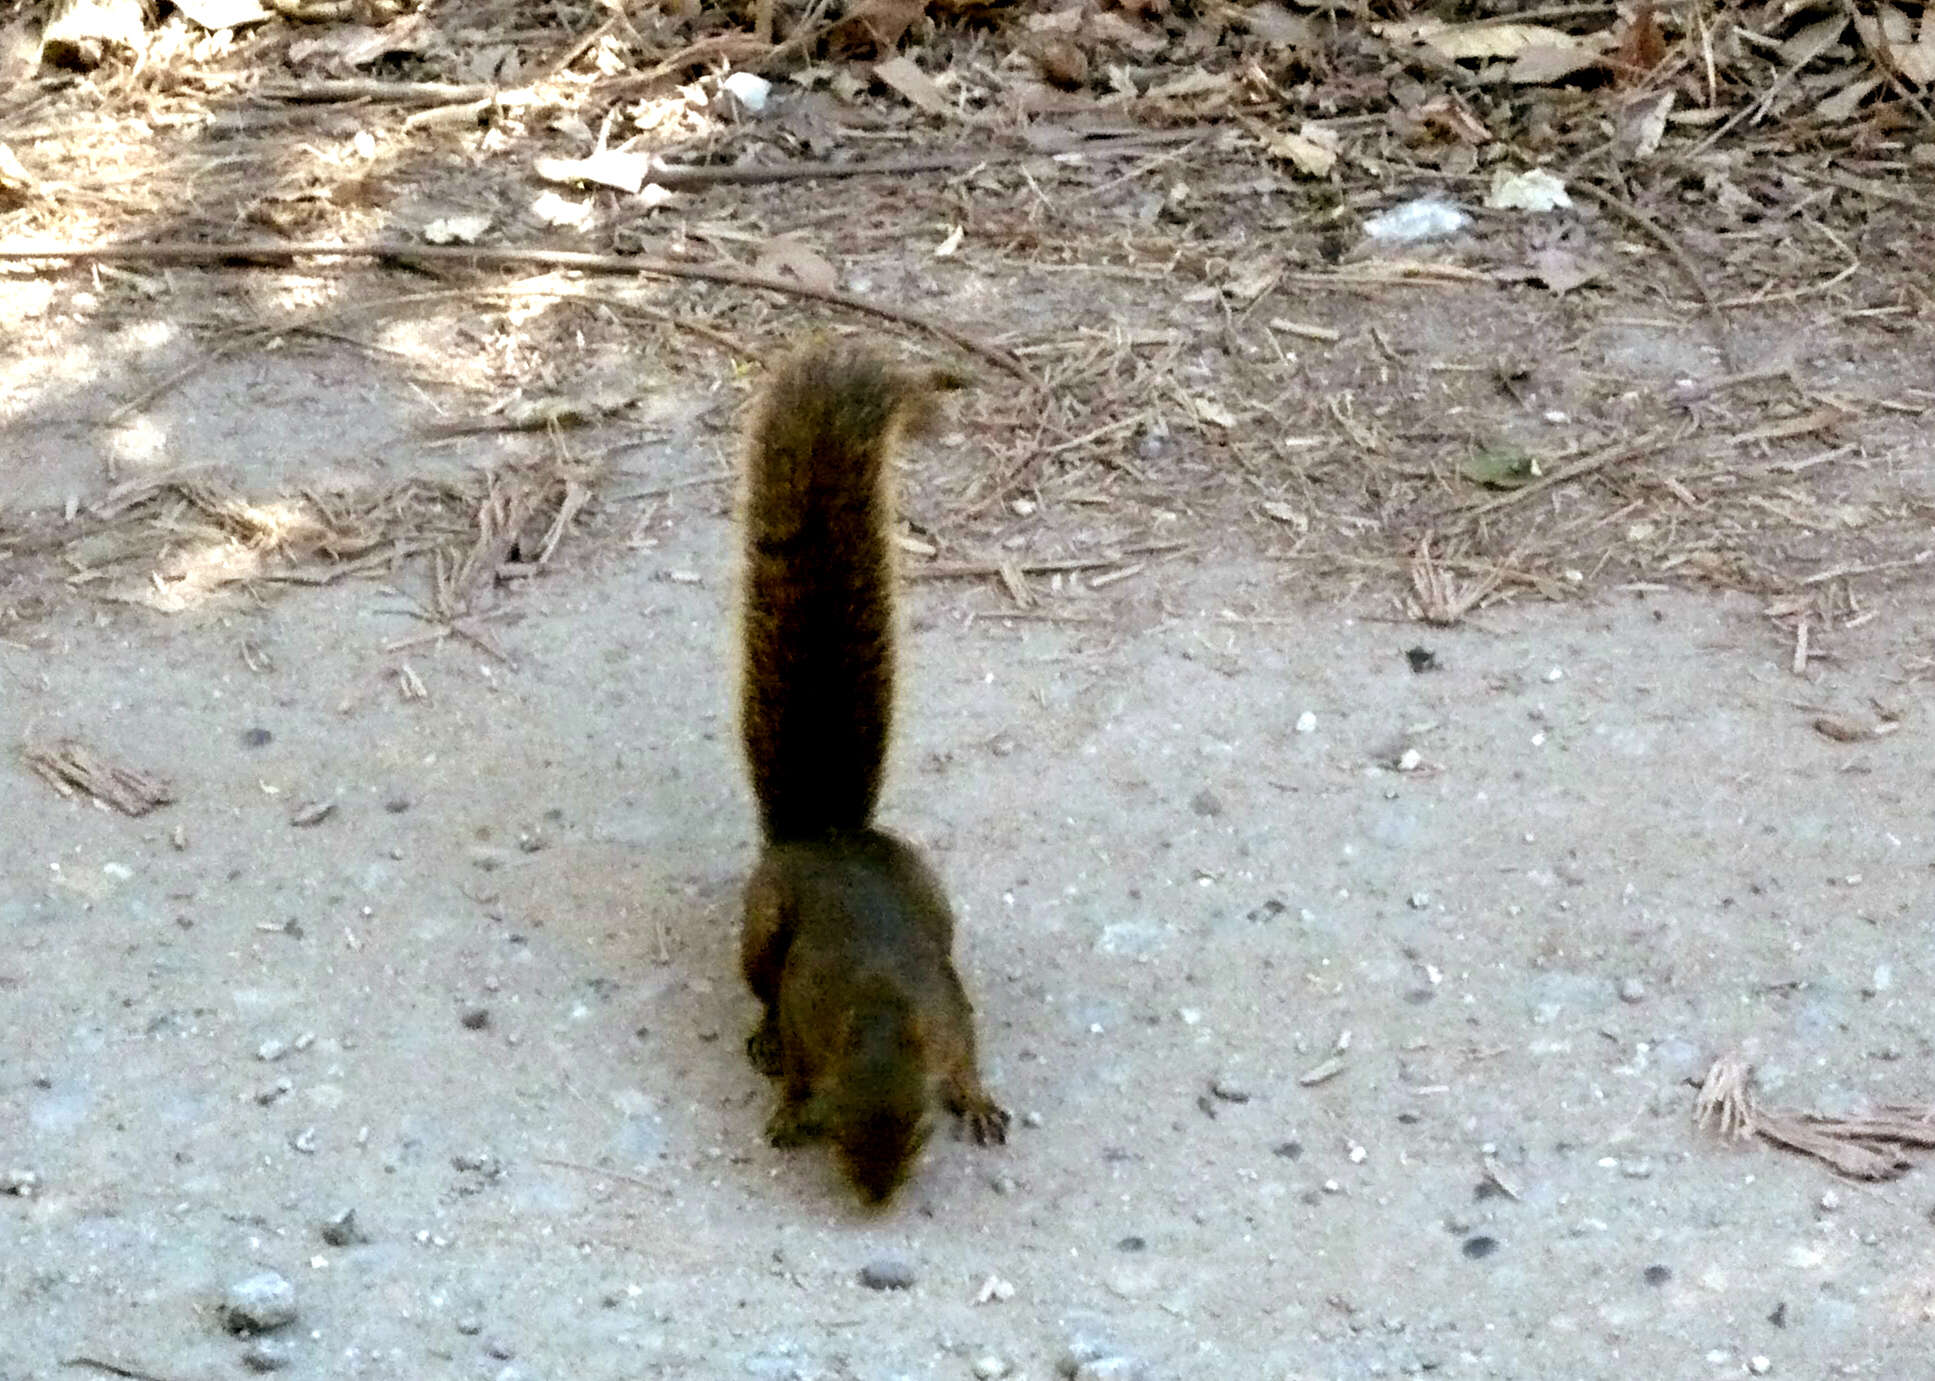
739, 343, 962, 843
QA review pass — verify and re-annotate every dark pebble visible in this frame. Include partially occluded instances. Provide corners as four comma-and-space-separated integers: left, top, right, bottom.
241, 1339, 292, 1372
1768, 1301, 1788, 1327
1643, 1264, 1671, 1287
1272, 1140, 1304, 1160
1116, 1236, 1146, 1252
242, 728, 273, 748
858, 1256, 916, 1291
460, 1007, 491, 1030
222, 1271, 297, 1333
319, 1208, 367, 1246
1461, 1235, 1499, 1260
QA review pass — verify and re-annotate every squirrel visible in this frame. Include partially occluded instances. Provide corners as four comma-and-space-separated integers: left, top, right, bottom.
736, 338, 1010, 1205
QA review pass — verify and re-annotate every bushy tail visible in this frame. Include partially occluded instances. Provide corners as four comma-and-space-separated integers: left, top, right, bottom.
738, 341, 964, 843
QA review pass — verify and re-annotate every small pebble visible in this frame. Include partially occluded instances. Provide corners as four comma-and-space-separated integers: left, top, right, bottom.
222, 1270, 297, 1333
256, 1038, 289, 1062
485, 1339, 516, 1360
241, 727, 273, 748
1209, 1074, 1250, 1103
1116, 1235, 1146, 1252
1749, 1358, 1772, 1376
1072, 1359, 1147, 1381
1407, 891, 1430, 910
460, 1006, 492, 1031
1461, 1235, 1499, 1260
319, 1208, 366, 1247
1396, 748, 1422, 772
988, 1174, 1018, 1195
972, 1356, 1010, 1380
1058, 1337, 1146, 1380
1294, 711, 1316, 734
1617, 976, 1646, 1004
455, 1316, 484, 1336
1021, 1110, 1043, 1129
858, 1256, 916, 1291
241, 1339, 293, 1372
288, 1127, 318, 1155
973, 1274, 1016, 1304
1, 1168, 40, 1197
1642, 1264, 1672, 1286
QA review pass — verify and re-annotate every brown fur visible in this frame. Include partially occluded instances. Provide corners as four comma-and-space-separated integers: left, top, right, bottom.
737, 340, 1005, 1205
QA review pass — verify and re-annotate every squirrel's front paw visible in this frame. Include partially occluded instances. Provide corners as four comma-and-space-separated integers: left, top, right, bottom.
746, 1016, 782, 1077
962, 1095, 1011, 1147
765, 1096, 826, 1148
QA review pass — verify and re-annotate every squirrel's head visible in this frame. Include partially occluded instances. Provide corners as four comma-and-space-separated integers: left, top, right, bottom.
835, 1102, 934, 1205
831, 999, 937, 1205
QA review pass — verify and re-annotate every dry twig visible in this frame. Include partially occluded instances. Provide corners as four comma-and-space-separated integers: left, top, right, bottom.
24, 738, 175, 815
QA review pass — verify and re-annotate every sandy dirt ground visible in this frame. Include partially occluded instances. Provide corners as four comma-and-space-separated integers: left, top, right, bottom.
3, 350, 1933, 1380
5, 6, 1935, 1374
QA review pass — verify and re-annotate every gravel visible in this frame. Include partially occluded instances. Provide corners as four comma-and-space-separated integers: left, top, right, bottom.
857, 1256, 916, 1291
241, 1338, 293, 1372
222, 1270, 297, 1334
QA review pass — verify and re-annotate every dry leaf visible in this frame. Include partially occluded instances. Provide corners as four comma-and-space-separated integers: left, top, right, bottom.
534, 149, 653, 195
1525, 247, 1603, 295
1224, 261, 1281, 304
422, 213, 492, 245
529, 190, 594, 230
1148, 68, 1234, 100
754, 236, 839, 293
1243, 2, 1319, 50
873, 55, 954, 118
1266, 122, 1342, 178
1617, 90, 1674, 159
1613, 0, 1665, 74
1190, 396, 1237, 429
287, 13, 428, 70
1509, 44, 1603, 84
1778, 13, 1845, 66
1379, 19, 1587, 62
1876, 3, 1935, 82
1087, 12, 1168, 55
1817, 73, 1882, 121
0, 141, 34, 198
840, 0, 926, 51
1036, 36, 1088, 89
174, 0, 273, 29
1485, 167, 1571, 211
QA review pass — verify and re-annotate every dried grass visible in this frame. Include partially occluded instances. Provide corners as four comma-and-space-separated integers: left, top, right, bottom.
1696, 1052, 1935, 1182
